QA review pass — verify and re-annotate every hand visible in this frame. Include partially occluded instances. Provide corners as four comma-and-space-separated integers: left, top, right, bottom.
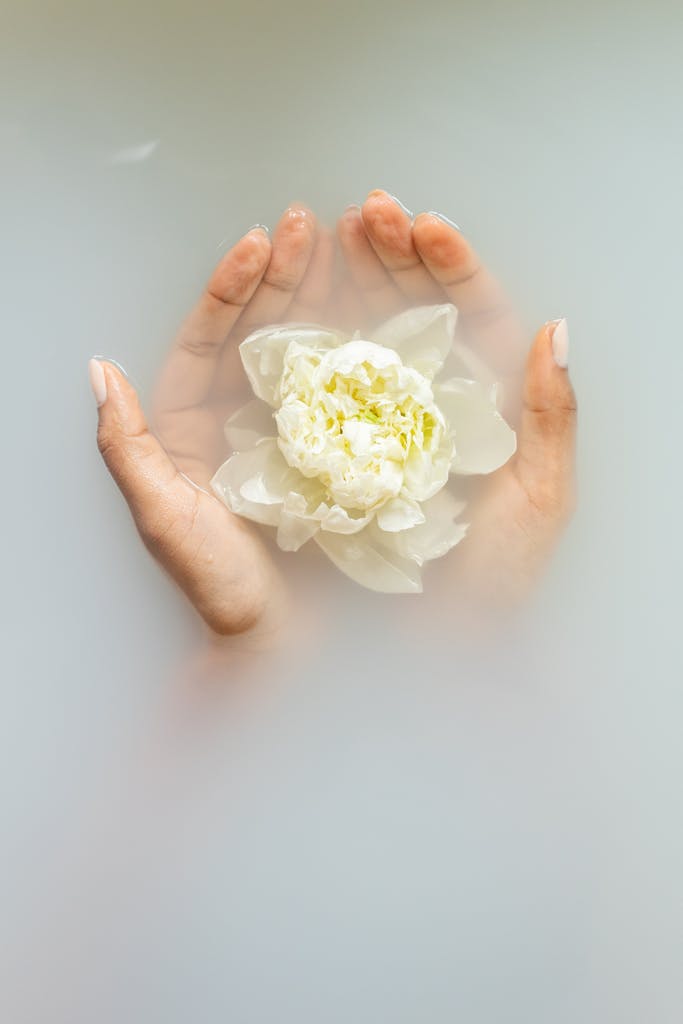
91, 203, 336, 647
337, 190, 577, 607
92, 191, 576, 652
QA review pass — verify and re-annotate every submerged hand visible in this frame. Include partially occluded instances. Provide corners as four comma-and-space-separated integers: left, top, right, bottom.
92, 190, 576, 647
91, 204, 333, 644
337, 190, 577, 605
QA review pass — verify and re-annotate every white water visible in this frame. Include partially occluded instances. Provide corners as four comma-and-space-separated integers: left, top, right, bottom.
2, 1, 682, 1020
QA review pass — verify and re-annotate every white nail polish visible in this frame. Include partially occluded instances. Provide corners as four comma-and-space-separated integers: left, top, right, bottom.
551, 318, 569, 368
88, 358, 107, 407
427, 211, 462, 232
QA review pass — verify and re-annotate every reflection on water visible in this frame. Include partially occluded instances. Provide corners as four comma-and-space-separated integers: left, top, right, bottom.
3, 0, 683, 1021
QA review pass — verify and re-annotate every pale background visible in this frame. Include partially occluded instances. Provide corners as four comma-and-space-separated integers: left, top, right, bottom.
2, 0, 682, 1021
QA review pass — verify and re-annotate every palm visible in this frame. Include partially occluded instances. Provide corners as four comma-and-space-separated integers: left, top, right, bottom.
334, 193, 575, 602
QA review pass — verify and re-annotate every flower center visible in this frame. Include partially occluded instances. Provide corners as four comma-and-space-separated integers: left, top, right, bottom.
275, 339, 450, 511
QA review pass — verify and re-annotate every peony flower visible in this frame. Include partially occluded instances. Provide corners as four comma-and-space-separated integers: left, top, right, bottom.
211, 304, 516, 593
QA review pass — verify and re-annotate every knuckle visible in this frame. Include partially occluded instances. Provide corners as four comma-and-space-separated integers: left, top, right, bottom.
137, 510, 174, 551
528, 478, 577, 527
265, 264, 303, 293
177, 334, 222, 357
138, 488, 198, 554
97, 426, 124, 466
530, 404, 577, 437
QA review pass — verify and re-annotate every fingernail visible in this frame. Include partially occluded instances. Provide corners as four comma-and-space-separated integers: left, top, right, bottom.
385, 192, 414, 219
92, 355, 129, 380
426, 211, 462, 231
247, 224, 270, 237
550, 318, 569, 368
88, 358, 107, 407
345, 203, 361, 212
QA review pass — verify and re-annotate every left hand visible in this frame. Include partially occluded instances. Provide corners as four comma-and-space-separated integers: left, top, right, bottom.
336, 191, 577, 605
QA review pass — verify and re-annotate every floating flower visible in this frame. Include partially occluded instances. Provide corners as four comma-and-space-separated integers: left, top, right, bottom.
211, 305, 516, 593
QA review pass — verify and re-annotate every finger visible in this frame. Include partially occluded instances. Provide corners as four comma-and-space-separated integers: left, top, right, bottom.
412, 213, 526, 369
336, 204, 404, 321
232, 202, 318, 337
514, 319, 577, 522
412, 212, 508, 317
361, 190, 442, 303
286, 225, 336, 322
91, 359, 197, 543
154, 228, 272, 416
212, 203, 318, 400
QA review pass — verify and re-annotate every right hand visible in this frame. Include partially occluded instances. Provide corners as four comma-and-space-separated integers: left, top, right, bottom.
91, 203, 334, 647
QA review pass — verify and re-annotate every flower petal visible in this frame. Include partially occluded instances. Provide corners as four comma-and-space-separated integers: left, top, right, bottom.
240, 324, 348, 406
276, 507, 321, 551
391, 487, 468, 565
402, 444, 451, 502
223, 398, 275, 451
273, 484, 325, 551
210, 439, 302, 526
437, 377, 517, 475
315, 523, 423, 594
318, 504, 372, 535
370, 304, 457, 379
320, 339, 401, 375
376, 496, 426, 533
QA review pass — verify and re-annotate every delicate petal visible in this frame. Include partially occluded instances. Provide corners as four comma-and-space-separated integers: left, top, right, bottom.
391, 488, 468, 565
224, 398, 275, 451
402, 444, 451, 502
376, 496, 426, 533
240, 323, 348, 406
340, 418, 375, 456
318, 504, 372, 535
276, 508, 320, 551
315, 523, 423, 594
321, 339, 401, 375
210, 439, 302, 525
370, 304, 457, 379
275, 483, 327, 551
437, 377, 517, 475
275, 489, 372, 550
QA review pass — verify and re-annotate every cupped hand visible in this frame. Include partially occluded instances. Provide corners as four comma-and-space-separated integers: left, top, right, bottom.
91, 203, 335, 646
92, 190, 576, 650
337, 190, 577, 605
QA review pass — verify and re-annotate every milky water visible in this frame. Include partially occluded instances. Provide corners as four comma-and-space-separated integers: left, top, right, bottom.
2, 1, 682, 1021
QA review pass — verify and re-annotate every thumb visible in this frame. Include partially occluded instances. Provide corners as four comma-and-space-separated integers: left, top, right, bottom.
515, 319, 577, 522
89, 358, 184, 540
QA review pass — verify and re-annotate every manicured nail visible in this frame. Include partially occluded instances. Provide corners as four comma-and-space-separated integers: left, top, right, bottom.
92, 355, 129, 380
88, 358, 107, 407
550, 318, 569, 368
426, 211, 462, 231
385, 192, 414, 219
247, 224, 270, 236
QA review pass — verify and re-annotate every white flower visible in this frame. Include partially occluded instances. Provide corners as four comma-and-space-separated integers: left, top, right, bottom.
211, 305, 516, 593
